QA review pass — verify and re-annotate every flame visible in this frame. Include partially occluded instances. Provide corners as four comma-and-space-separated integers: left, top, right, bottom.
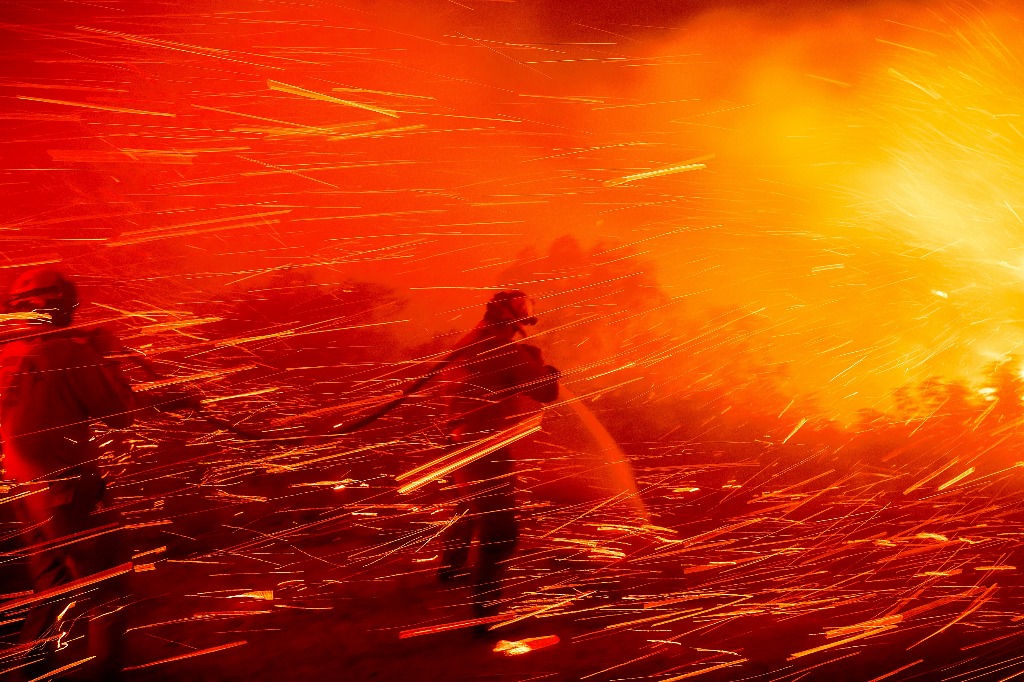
493, 635, 560, 656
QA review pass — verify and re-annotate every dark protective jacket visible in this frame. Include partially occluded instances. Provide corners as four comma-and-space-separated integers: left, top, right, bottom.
441, 331, 559, 443
0, 331, 136, 497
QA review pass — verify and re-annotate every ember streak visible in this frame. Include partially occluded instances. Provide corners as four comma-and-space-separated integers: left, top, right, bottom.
3, 1, 1024, 680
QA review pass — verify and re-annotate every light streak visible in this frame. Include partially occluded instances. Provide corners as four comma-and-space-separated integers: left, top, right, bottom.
398, 614, 506, 638
26, 657, 95, 682
48, 149, 195, 164
602, 157, 711, 187
331, 86, 434, 100
490, 592, 594, 630
904, 457, 962, 495
121, 641, 247, 672
0, 258, 61, 270
788, 624, 898, 660
3, 523, 120, 557
937, 466, 976, 491
781, 418, 808, 444
659, 659, 749, 681
191, 104, 346, 134
888, 68, 941, 98
493, 635, 560, 655
267, 80, 399, 117
204, 387, 279, 403
0, 564, 133, 613
864, 659, 924, 681
133, 364, 257, 391
15, 95, 175, 117
908, 585, 998, 648
106, 210, 293, 247
327, 124, 427, 141
396, 417, 542, 494
76, 25, 289, 69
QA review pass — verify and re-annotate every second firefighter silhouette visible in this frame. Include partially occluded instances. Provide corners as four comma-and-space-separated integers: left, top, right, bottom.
0, 269, 199, 680
438, 290, 559, 616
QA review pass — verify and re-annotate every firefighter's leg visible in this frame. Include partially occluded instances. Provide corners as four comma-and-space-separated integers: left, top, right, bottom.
12, 502, 81, 678
82, 581, 129, 680
16, 545, 71, 663
64, 499, 130, 682
471, 478, 518, 616
72, 527, 130, 681
16, 482, 130, 680
439, 495, 475, 581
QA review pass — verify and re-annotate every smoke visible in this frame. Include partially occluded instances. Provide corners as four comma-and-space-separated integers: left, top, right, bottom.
548, 1, 1024, 417
3, 0, 1023, 420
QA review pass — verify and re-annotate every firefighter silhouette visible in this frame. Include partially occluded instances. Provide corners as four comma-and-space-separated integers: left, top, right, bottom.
437, 290, 559, 618
0, 269, 198, 680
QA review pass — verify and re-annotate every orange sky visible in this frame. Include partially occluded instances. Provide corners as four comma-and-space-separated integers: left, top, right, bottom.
3, 0, 1023, 420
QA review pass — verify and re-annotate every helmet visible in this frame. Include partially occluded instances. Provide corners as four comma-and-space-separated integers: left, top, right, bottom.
484, 290, 537, 328
6, 268, 79, 327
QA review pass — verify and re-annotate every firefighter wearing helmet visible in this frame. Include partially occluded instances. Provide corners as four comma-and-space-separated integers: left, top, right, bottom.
0, 268, 197, 680
437, 290, 560, 619
5, 268, 80, 327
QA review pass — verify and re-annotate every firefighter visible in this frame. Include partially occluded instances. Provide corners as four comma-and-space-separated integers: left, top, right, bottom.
0, 268, 198, 680
437, 290, 559, 619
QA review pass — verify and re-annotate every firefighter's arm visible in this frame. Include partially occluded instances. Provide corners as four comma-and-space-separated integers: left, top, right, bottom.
68, 332, 201, 425
517, 344, 560, 403
64, 342, 138, 428
89, 327, 202, 414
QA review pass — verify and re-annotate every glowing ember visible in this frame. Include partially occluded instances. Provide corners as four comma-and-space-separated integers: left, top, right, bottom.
492, 634, 560, 656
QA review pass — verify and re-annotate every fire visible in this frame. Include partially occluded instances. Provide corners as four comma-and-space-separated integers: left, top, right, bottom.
797, 10, 1024, 406
492, 635, 560, 656
610, 4, 1024, 417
